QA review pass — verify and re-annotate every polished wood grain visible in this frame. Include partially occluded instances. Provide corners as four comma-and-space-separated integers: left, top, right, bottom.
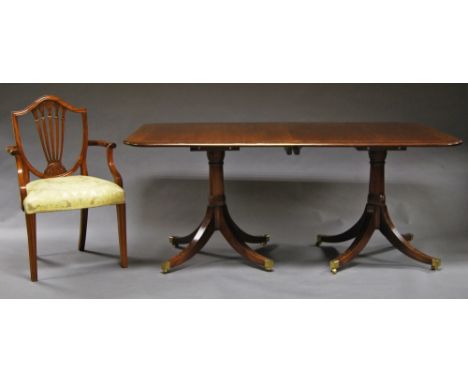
7, 95, 128, 281
126, 121, 462, 274
161, 150, 272, 273
124, 122, 461, 148
317, 149, 440, 274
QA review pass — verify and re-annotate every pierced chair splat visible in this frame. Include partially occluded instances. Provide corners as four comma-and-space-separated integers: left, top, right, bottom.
6, 95, 128, 281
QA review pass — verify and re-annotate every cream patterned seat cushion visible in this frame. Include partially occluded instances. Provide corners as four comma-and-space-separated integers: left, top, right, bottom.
23, 175, 125, 214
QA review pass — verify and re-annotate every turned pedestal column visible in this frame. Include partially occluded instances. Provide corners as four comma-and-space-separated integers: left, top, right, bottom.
317, 149, 441, 274
162, 149, 273, 273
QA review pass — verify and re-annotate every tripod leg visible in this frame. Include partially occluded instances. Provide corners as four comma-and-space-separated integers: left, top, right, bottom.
329, 213, 376, 274
162, 209, 215, 273
316, 212, 367, 246
169, 224, 201, 247
223, 206, 270, 246
380, 207, 440, 270
218, 211, 274, 271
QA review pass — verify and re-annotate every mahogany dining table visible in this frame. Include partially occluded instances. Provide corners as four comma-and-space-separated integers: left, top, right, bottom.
124, 122, 462, 274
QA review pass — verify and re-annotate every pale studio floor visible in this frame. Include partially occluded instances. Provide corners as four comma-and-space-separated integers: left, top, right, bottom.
1, 198, 467, 298
2, 150, 468, 298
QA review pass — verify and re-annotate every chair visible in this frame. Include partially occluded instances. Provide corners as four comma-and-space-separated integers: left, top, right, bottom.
6, 95, 128, 281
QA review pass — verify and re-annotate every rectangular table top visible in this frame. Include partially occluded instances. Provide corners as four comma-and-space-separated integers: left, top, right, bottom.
124, 122, 462, 148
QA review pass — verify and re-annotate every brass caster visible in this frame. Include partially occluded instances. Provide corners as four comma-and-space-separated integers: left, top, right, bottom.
403, 233, 414, 242
431, 258, 441, 271
329, 259, 340, 275
161, 261, 171, 274
262, 234, 271, 247
168, 236, 176, 246
264, 259, 274, 272
315, 235, 323, 247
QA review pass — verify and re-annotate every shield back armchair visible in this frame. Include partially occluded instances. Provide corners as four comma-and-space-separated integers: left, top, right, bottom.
6, 95, 128, 281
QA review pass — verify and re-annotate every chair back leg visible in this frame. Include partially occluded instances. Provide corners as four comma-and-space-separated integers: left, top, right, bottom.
25, 214, 38, 281
78, 209, 88, 251
116, 204, 128, 268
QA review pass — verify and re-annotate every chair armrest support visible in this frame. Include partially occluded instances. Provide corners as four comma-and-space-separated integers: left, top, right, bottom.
5, 145, 28, 209
88, 140, 123, 186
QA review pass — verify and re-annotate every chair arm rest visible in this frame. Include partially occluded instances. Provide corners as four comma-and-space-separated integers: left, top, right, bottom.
88, 140, 117, 149
5, 145, 28, 209
88, 140, 123, 186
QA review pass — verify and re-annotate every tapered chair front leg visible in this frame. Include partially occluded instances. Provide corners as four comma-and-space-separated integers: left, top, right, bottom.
25, 214, 38, 282
78, 208, 88, 251
316, 212, 368, 246
223, 206, 270, 246
380, 207, 439, 270
218, 212, 274, 271
116, 204, 128, 268
329, 214, 376, 274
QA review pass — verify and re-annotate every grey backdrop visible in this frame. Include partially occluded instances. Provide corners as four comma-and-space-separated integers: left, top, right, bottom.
0, 84, 467, 298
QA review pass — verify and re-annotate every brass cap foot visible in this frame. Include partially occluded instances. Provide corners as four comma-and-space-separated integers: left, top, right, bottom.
329, 259, 340, 275
431, 258, 441, 271
403, 233, 414, 242
315, 235, 323, 247
262, 234, 271, 247
264, 259, 274, 271
161, 261, 171, 274
168, 236, 176, 246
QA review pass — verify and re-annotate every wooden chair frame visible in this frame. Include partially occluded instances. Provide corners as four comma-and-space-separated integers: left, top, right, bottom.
6, 95, 127, 281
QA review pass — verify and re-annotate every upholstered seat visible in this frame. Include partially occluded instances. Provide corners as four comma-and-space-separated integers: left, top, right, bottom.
23, 175, 125, 214
8, 95, 128, 281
